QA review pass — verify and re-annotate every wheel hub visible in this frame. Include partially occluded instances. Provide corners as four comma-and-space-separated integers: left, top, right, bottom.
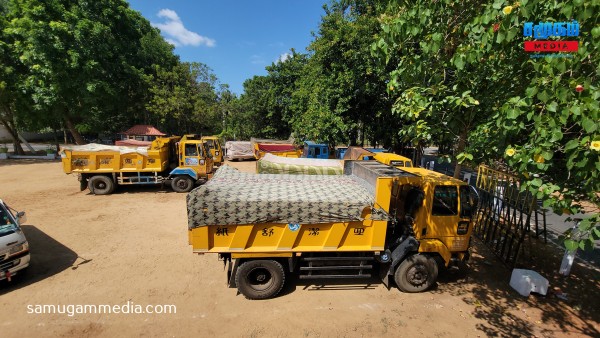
407, 265, 428, 286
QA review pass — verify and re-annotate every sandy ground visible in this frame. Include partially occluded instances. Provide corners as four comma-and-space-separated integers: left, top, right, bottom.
0, 158, 598, 337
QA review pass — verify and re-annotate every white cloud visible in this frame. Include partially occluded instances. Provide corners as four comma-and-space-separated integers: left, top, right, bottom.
277, 52, 292, 63
251, 54, 265, 65
152, 9, 215, 47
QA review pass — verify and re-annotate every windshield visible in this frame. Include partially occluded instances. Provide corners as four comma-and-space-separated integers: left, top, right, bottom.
0, 205, 18, 237
205, 139, 215, 150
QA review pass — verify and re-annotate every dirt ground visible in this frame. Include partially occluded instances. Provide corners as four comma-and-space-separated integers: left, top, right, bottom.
0, 158, 598, 337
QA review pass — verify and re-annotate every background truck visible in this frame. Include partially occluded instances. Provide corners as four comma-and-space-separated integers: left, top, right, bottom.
61, 135, 213, 195
201, 136, 223, 166
187, 161, 479, 299
302, 141, 329, 159
251, 138, 302, 159
0, 199, 29, 282
224, 141, 255, 161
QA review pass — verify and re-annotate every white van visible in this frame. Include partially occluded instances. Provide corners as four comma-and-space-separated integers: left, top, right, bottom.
0, 199, 30, 281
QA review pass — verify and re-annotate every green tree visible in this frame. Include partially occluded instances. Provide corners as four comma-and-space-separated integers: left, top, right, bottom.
374, 0, 599, 248
4, 0, 176, 144
291, 1, 393, 148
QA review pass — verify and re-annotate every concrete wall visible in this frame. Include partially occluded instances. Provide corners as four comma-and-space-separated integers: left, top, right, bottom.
0, 125, 59, 143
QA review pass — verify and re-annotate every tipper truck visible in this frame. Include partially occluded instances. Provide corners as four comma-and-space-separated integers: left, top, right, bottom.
187, 160, 479, 299
61, 135, 213, 195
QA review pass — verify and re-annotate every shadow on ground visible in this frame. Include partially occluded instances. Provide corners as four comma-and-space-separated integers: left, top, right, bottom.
435, 238, 600, 337
0, 225, 79, 295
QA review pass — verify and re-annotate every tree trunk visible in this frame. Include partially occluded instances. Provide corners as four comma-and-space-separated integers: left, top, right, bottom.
0, 118, 24, 155
453, 128, 469, 179
64, 117, 86, 144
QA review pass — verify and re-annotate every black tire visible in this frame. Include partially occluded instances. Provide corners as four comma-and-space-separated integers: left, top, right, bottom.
171, 176, 194, 193
88, 175, 115, 195
235, 260, 285, 300
394, 254, 438, 293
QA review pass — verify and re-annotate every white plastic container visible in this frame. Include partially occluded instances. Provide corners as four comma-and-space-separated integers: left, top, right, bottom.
509, 269, 549, 297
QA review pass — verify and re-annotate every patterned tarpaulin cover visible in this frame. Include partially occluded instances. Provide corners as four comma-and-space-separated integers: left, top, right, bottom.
257, 153, 343, 175
187, 165, 388, 228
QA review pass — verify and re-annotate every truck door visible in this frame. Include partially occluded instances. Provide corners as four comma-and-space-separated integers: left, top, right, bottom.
182, 143, 203, 168
427, 185, 461, 238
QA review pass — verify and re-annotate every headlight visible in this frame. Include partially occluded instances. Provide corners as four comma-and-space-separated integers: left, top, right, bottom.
457, 222, 469, 235
9, 242, 28, 255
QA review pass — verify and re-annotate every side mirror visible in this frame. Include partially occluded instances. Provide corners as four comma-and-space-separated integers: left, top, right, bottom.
468, 186, 480, 217
16, 211, 26, 224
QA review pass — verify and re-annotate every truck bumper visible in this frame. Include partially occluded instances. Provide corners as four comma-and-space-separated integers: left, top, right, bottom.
0, 251, 30, 281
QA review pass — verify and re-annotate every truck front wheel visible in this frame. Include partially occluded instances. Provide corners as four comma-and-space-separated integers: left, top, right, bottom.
88, 175, 115, 195
394, 254, 438, 293
171, 176, 194, 193
235, 260, 285, 300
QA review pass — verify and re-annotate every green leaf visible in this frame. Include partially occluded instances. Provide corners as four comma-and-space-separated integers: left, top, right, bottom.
547, 101, 558, 112
593, 227, 600, 240
579, 239, 594, 251
496, 31, 505, 44
525, 86, 538, 98
564, 239, 578, 251
507, 108, 520, 119
537, 91, 550, 103
582, 118, 597, 133
506, 29, 517, 42
564, 139, 579, 151
550, 130, 563, 142
455, 57, 465, 70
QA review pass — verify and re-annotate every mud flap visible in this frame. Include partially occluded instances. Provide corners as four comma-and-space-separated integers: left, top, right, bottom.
78, 175, 88, 191
227, 259, 240, 288
388, 237, 419, 277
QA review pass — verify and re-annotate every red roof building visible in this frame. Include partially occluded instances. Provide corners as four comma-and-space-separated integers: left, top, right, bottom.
119, 125, 166, 142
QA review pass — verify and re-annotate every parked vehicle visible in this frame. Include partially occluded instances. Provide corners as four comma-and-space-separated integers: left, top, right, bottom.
251, 138, 302, 159
187, 161, 479, 299
0, 199, 29, 282
201, 136, 223, 166
224, 141, 255, 161
61, 135, 213, 195
302, 141, 329, 159
342, 146, 375, 160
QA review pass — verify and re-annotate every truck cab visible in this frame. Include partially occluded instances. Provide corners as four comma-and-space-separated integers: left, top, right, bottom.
399, 167, 478, 267
0, 199, 29, 282
303, 141, 329, 159
172, 135, 214, 192
201, 136, 223, 166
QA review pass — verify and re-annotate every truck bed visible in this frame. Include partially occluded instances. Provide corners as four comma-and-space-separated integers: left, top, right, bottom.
61, 143, 169, 173
187, 162, 420, 253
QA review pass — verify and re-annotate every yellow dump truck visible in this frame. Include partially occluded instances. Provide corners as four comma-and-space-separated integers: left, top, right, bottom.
251, 138, 302, 159
187, 161, 479, 299
61, 135, 213, 195
201, 136, 223, 166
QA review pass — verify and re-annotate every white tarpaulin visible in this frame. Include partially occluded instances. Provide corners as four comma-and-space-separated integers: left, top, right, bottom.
224, 141, 254, 160
60, 143, 149, 157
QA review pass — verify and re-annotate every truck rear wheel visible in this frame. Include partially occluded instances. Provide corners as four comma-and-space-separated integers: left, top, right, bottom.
235, 260, 285, 300
88, 175, 115, 195
394, 254, 438, 293
171, 176, 194, 193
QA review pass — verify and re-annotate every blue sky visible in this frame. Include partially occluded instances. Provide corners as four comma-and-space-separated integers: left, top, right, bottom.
127, 1, 327, 96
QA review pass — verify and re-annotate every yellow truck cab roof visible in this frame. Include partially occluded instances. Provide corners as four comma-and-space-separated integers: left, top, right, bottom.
373, 153, 413, 167
401, 167, 466, 186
